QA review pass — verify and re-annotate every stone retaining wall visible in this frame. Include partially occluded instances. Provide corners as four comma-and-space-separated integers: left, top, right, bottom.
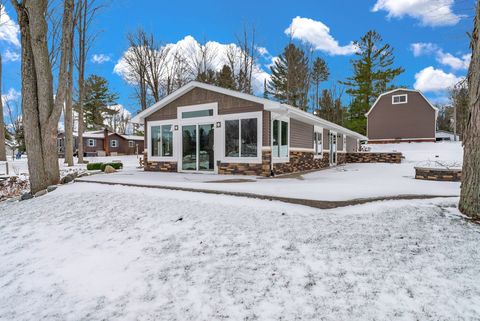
346, 152, 402, 164
273, 151, 330, 175
415, 167, 462, 182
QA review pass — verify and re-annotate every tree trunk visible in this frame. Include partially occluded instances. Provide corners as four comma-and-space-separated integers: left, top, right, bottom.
64, 19, 74, 166
13, 0, 74, 193
459, 1, 480, 219
0, 54, 6, 161
76, 0, 87, 164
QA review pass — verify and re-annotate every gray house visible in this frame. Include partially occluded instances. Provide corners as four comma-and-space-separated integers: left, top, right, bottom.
366, 89, 438, 143
132, 81, 366, 176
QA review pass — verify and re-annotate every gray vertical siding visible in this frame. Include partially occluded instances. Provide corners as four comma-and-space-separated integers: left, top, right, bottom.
337, 133, 344, 151
263, 111, 270, 147
290, 118, 314, 149
323, 129, 329, 149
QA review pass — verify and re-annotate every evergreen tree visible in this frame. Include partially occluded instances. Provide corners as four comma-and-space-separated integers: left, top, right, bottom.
311, 57, 329, 109
341, 30, 404, 134
215, 65, 236, 89
268, 44, 309, 109
196, 69, 216, 85
80, 75, 119, 130
315, 88, 345, 126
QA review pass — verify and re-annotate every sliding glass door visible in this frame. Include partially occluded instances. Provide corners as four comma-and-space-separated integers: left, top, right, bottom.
182, 124, 214, 172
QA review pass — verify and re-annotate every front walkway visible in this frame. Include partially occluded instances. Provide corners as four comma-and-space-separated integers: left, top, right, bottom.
76, 162, 460, 208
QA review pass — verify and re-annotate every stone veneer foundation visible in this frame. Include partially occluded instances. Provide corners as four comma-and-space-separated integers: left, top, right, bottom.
143, 150, 402, 176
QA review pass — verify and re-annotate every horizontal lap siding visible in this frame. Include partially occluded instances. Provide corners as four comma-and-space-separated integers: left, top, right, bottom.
346, 136, 358, 152
145, 87, 263, 121
263, 111, 270, 147
290, 119, 313, 149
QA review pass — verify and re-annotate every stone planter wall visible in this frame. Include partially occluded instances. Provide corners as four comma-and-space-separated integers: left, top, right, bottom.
415, 167, 462, 182
346, 152, 402, 164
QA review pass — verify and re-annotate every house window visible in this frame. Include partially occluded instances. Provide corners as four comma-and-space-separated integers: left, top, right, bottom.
151, 125, 173, 157
272, 119, 288, 158
87, 139, 96, 147
128, 140, 134, 148
224, 118, 258, 158
181, 109, 214, 119
392, 94, 407, 104
110, 139, 118, 148
314, 131, 322, 155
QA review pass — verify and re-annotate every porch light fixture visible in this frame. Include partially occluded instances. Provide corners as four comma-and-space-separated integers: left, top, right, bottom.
216, 122, 221, 128
174, 125, 179, 130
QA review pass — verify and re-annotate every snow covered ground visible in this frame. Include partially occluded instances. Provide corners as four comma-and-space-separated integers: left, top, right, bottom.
0, 183, 479, 320
77, 142, 462, 201
0, 154, 142, 176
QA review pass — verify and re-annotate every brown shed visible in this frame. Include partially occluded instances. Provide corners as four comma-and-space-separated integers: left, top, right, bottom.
366, 89, 438, 143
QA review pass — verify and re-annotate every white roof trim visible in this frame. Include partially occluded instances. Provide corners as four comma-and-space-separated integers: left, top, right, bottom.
132, 81, 366, 140
365, 88, 438, 117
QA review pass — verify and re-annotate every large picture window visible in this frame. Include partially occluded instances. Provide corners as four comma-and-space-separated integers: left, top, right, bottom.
314, 132, 322, 155
225, 118, 258, 158
151, 124, 173, 157
272, 120, 288, 158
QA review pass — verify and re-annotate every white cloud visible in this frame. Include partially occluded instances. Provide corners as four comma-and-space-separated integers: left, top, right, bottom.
3, 48, 20, 62
256, 46, 269, 57
410, 42, 470, 70
91, 54, 111, 64
1, 88, 20, 105
414, 66, 463, 93
285, 17, 357, 55
114, 35, 270, 94
0, 5, 20, 47
373, 0, 462, 27
436, 51, 470, 70
410, 42, 438, 57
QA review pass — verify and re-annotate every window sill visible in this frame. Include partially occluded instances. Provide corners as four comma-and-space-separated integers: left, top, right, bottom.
148, 156, 176, 162
313, 154, 324, 159
222, 156, 262, 164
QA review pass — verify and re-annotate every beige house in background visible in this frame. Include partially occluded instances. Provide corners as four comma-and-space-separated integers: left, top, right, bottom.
366, 89, 438, 143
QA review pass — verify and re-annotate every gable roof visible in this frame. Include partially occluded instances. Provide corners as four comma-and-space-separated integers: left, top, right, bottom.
365, 88, 439, 117
132, 81, 367, 140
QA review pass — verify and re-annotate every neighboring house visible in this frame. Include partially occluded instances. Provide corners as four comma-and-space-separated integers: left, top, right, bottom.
58, 129, 144, 157
132, 81, 366, 176
436, 130, 460, 142
366, 89, 438, 143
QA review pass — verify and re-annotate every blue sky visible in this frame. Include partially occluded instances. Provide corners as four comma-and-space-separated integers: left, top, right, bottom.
0, 0, 475, 117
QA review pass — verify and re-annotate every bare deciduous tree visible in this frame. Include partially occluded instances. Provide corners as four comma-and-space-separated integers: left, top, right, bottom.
12, 0, 74, 193
459, 1, 480, 219
75, 0, 102, 163
0, 53, 6, 161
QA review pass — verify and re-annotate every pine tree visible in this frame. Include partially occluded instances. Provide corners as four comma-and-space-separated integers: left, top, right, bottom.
196, 69, 216, 85
311, 57, 329, 110
80, 75, 118, 130
316, 88, 345, 126
342, 30, 404, 135
268, 44, 309, 109
215, 65, 236, 89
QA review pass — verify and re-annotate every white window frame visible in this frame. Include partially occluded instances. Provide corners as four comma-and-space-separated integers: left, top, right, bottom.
221, 111, 263, 164
271, 114, 290, 163
87, 138, 96, 147
313, 126, 323, 158
177, 102, 218, 122
128, 140, 135, 148
392, 94, 408, 104
343, 134, 347, 152
147, 120, 176, 161
110, 139, 118, 148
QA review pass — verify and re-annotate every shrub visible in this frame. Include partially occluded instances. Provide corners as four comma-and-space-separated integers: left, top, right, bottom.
87, 162, 103, 170
100, 162, 123, 171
